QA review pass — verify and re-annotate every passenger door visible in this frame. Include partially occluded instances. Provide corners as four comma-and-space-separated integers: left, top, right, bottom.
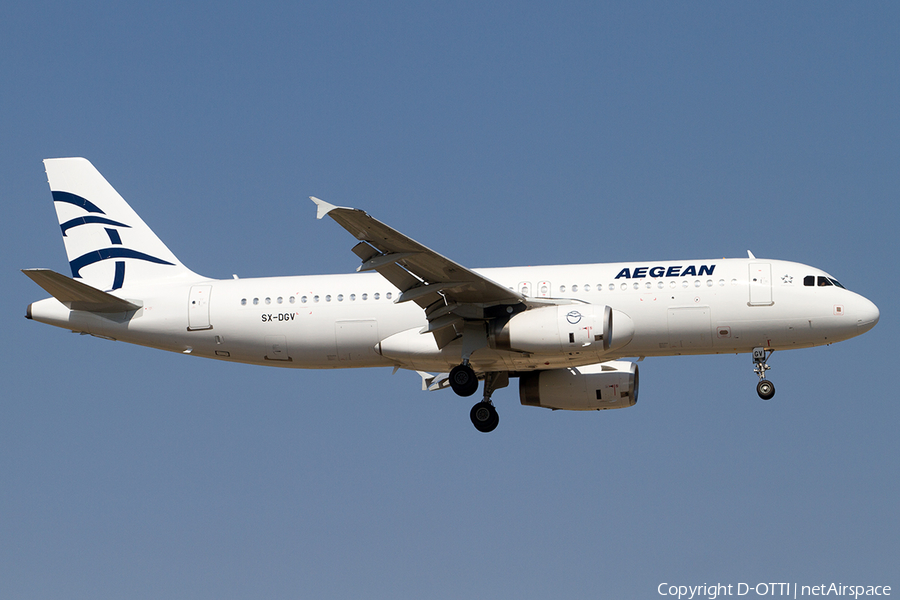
748, 263, 773, 306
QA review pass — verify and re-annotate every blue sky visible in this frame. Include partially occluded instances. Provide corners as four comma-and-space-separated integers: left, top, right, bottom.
2, 2, 897, 598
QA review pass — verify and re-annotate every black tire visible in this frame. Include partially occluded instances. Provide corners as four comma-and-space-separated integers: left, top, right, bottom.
470, 402, 499, 433
757, 379, 775, 400
449, 364, 479, 397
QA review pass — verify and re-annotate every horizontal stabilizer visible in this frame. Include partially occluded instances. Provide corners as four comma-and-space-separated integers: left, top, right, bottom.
22, 268, 141, 313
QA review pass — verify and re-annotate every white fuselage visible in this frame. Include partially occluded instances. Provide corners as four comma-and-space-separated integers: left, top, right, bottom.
28, 257, 880, 375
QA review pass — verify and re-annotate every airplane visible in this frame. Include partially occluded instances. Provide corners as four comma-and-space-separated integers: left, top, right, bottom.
23, 158, 880, 432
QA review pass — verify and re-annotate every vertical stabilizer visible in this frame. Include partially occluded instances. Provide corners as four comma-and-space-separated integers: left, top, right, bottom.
45, 157, 200, 289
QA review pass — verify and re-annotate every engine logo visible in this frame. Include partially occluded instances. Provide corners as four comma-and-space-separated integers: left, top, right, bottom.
566, 310, 583, 324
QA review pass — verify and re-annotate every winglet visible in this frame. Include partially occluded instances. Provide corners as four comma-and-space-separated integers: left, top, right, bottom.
747, 250, 756, 259
310, 196, 340, 220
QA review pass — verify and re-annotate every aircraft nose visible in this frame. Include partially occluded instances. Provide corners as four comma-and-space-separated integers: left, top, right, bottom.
856, 296, 879, 334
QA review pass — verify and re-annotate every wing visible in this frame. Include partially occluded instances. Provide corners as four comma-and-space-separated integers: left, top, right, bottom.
311, 197, 526, 348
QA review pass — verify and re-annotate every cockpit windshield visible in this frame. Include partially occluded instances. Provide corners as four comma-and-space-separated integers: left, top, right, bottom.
803, 275, 845, 289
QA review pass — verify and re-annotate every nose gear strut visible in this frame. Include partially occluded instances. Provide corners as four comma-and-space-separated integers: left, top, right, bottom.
752, 347, 776, 400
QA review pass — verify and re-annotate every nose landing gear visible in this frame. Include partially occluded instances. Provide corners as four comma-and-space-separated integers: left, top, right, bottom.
752, 347, 776, 400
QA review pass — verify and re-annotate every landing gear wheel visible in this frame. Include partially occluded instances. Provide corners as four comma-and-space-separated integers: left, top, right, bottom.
470, 401, 499, 433
449, 364, 478, 397
756, 379, 775, 400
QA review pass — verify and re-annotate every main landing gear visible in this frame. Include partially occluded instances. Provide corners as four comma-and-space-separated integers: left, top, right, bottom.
752, 347, 776, 400
449, 362, 502, 433
449, 362, 478, 397
470, 401, 499, 433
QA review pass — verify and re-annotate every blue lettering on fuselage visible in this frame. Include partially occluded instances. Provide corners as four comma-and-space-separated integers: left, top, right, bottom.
615, 264, 716, 279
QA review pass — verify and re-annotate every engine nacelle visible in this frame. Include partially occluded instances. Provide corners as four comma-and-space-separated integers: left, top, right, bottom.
376, 326, 443, 370
491, 304, 634, 354
519, 361, 639, 411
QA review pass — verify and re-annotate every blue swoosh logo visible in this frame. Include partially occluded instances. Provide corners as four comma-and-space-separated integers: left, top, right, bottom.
60, 216, 130, 236
70, 248, 175, 278
52, 191, 105, 214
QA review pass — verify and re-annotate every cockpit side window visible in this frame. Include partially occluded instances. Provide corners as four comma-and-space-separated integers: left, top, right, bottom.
804, 274, 846, 289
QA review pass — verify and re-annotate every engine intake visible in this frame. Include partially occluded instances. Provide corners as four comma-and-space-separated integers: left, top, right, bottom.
519, 361, 639, 410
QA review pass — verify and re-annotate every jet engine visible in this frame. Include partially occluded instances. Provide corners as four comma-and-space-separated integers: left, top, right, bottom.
490, 304, 634, 354
519, 361, 639, 410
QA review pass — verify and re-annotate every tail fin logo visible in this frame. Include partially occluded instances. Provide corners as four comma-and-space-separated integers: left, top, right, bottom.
51, 191, 105, 214
53, 191, 175, 290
